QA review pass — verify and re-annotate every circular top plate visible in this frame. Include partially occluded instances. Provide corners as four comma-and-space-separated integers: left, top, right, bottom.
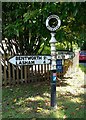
46, 15, 61, 31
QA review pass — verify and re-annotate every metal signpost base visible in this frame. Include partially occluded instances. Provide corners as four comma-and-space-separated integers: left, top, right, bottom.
51, 70, 57, 109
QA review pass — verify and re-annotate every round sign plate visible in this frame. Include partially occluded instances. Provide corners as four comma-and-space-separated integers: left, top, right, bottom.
46, 15, 61, 31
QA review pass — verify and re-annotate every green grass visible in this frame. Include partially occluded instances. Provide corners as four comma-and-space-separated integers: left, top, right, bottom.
79, 64, 86, 73
2, 80, 85, 119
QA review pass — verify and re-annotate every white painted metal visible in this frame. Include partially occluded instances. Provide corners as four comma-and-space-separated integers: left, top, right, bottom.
46, 15, 61, 31
9, 55, 51, 65
49, 33, 57, 70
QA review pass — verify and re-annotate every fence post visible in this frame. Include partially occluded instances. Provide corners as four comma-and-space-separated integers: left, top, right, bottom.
16, 66, 19, 84
3, 54, 7, 86
0, 52, 2, 86
21, 66, 23, 83
12, 65, 15, 85
24, 66, 27, 83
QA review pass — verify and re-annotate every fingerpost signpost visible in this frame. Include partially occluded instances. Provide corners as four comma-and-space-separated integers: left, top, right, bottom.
46, 15, 61, 109
9, 15, 61, 109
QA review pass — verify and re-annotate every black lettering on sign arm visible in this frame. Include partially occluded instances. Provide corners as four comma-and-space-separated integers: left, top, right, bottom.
39, 56, 42, 60
28, 57, 32, 60
32, 61, 35, 64
43, 61, 46, 64
44, 56, 46, 60
16, 56, 19, 60
19, 61, 22, 65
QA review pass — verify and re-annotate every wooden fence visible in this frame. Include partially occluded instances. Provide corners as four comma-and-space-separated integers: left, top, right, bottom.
1, 54, 73, 86
2, 59, 51, 86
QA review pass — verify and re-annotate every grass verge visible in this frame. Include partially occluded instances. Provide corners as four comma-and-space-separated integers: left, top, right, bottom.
2, 80, 85, 119
79, 64, 86, 74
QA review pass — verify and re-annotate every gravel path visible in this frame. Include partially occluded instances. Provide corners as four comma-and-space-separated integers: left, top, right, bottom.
57, 67, 85, 96
57, 50, 85, 96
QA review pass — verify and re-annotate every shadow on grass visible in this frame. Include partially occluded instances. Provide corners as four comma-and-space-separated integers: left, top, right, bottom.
62, 77, 73, 79
57, 76, 71, 87
2, 81, 85, 119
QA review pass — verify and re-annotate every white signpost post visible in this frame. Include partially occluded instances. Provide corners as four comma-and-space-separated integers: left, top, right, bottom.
46, 15, 61, 109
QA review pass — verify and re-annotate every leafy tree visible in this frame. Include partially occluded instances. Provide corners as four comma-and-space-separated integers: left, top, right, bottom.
2, 2, 86, 56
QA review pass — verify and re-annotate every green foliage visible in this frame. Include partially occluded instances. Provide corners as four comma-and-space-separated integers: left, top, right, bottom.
79, 64, 86, 73
2, 2, 86, 55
